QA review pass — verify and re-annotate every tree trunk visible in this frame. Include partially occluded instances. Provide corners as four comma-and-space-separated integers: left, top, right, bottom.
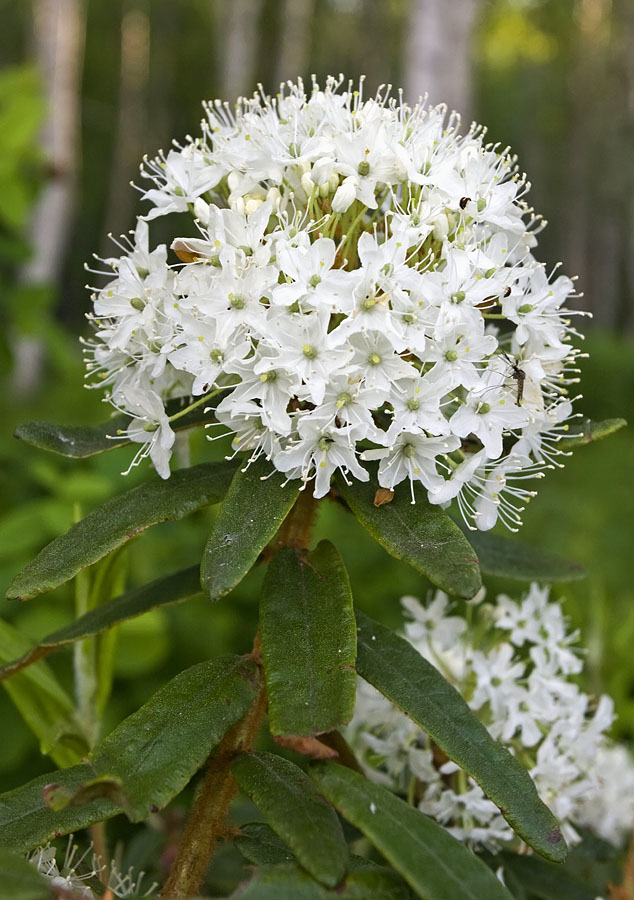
221, 0, 266, 100
405, 0, 482, 120
102, 1, 151, 244
13, 0, 86, 395
273, 0, 315, 87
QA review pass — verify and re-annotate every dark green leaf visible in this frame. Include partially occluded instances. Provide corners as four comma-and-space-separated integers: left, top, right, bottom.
337, 471, 481, 598
6, 461, 237, 601
235, 822, 296, 866
458, 529, 585, 582
232, 751, 349, 888
260, 541, 357, 737
0, 655, 259, 850
498, 852, 598, 900
14, 396, 216, 458
556, 416, 626, 450
201, 458, 300, 599
0, 764, 122, 853
229, 863, 413, 899
310, 761, 513, 900
0, 566, 201, 681
355, 611, 567, 863
0, 846, 55, 899
86, 654, 259, 820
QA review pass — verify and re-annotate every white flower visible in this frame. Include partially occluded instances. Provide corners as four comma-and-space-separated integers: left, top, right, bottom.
85, 76, 583, 529
348, 584, 634, 853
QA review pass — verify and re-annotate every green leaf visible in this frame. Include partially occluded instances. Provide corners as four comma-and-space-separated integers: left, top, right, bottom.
497, 852, 598, 900
14, 396, 217, 458
201, 458, 300, 599
260, 541, 357, 737
310, 761, 513, 900
556, 416, 626, 450
0, 618, 86, 767
232, 751, 349, 888
459, 529, 585, 582
355, 611, 567, 863
0, 764, 122, 853
0, 655, 259, 850
0, 846, 55, 900
235, 822, 297, 866
229, 863, 413, 899
6, 461, 237, 601
87, 654, 259, 820
0, 566, 201, 681
337, 471, 481, 598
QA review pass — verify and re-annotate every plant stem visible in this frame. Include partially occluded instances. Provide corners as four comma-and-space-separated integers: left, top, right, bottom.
273, 488, 318, 551
161, 672, 267, 899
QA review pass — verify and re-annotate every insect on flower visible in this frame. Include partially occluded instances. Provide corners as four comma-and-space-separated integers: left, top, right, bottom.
500, 352, 526, 406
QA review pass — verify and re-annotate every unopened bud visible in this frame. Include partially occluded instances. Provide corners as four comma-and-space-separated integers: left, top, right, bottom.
194, 197, 210, 225
332, 176, 357, 213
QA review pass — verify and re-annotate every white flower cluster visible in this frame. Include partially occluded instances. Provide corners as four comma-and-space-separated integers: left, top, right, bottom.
85, 76, 584, 530
349, 584, 634, 851
28, 837, 157, 898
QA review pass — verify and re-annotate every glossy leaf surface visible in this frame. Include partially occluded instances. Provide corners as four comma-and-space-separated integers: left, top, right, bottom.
260, 541, 357, 736
355, 611, 567, 863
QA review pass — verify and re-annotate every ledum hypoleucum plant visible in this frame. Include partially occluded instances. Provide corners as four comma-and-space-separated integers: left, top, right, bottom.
0, 77, 628, 899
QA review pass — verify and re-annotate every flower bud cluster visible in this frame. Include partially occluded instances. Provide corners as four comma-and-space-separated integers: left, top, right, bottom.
348, 584, 634, 851
84, 75, 584, 530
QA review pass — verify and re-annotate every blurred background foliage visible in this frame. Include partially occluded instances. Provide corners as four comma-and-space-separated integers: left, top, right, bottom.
0, 0, 632, 817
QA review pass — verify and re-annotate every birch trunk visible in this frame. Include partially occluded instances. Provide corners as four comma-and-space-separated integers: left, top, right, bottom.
102, 3, 150, 243
273, 0, 315, 87
221, 0, 266, 100
13, 0, 86, 395
405, 0, 482, 120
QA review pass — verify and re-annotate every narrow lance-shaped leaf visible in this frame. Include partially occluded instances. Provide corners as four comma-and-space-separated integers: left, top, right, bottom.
0, 618, 87, 767
496, 852, 598, 900
201, 457, 300, 599
13, 394, 220, 459
355, 611, 567, 863
6, 460, 237, 601
458, 528, 585, 582
232, 751, 349, 889
260, 541, 357, 737
0, 655, 259, 851
235, 823, 297, 867
556, 416, 626, 451
337, 470, 481, 599
0, 566, 201, 682
0, 764, 122, 855
229, 863, 414, 900
310, 761, 513, 900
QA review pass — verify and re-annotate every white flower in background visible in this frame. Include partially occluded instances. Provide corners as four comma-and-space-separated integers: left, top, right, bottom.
28, 837, 157, 898
348, 583, 634, 853
84, 76, 586, 530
